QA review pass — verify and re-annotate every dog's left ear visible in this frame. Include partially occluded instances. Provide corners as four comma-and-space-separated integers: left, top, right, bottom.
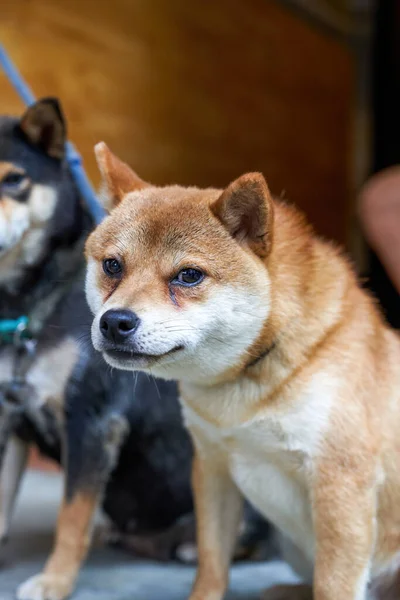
95, 142, 149, 210
211, 173, 274, 258
19, 97, 66, 160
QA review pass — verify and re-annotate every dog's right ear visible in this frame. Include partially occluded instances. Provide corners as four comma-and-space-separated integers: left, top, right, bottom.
19, 97, 66, 159
95, 142, 149, 210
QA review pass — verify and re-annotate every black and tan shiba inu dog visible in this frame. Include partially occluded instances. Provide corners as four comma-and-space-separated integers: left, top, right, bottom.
0, 99, 194, 600
0, 100, 274, 600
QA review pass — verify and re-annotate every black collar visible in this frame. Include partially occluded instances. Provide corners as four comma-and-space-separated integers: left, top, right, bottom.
246, 341, 276, 369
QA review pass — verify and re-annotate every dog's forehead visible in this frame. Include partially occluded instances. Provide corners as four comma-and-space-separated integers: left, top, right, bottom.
0, 119, 25, 174
0, 117, 25, 157
97, 185, 224, 255
0, 116, 18, 136
123, 184, 220, 215
0, 117, 22, 161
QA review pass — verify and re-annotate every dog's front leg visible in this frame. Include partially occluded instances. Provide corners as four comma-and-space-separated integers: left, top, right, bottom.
17, 413, 128, 600
312, 460, 376, 600
189, 450, 243, 600
0, 436, 29, 543
20, 490, 100, 600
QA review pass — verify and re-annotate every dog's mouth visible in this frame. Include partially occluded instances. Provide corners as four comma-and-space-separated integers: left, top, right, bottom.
103, 345, 184, 365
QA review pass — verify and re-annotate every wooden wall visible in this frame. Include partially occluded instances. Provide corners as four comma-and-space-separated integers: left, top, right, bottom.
0, 0, 353, 242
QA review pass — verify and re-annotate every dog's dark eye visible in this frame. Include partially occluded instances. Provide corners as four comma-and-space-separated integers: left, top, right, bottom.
173, 268, 204, 286
103, 258, 122, 277
2, 172, 28, 190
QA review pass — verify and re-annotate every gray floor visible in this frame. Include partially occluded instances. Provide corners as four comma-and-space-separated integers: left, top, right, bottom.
0, 471, 299, 599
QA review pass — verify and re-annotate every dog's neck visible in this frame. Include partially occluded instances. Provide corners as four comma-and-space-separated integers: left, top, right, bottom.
245, 341, 277, 368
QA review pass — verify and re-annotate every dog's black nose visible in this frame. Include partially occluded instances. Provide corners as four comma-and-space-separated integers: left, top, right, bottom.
100, 309, 139, 344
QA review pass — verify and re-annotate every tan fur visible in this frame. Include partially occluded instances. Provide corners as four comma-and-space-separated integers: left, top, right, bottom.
86, 147, 400, 600
16, 492, 99, 600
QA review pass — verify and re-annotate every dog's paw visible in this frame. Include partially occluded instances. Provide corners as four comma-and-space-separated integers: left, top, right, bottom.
261, 584, 313, 600
16, 573, 73, 600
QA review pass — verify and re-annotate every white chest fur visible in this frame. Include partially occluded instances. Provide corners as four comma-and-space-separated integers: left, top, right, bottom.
0, 337, 79, 414
181, 371, 336, 563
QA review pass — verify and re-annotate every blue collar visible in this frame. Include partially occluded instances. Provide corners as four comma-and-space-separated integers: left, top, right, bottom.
0, 316, 29, 344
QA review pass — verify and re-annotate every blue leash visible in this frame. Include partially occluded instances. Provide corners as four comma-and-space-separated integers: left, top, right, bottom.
0, 44, 106, 225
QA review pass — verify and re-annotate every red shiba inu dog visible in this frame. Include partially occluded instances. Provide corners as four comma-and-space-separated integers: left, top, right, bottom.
85, 142, 400, 600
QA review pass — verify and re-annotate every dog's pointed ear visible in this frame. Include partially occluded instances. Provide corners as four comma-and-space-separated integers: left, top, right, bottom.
95, 142, 149, 210
19, 97, 66, 160
211, 173, 274, 258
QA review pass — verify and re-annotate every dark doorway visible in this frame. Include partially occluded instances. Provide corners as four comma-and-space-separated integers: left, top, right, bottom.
367, 0, 400, 327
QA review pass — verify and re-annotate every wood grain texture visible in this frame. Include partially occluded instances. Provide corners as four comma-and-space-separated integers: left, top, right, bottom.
0, 0, 353, 242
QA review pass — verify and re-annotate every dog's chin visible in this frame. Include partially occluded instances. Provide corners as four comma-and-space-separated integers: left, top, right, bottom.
101, 346, 183, 372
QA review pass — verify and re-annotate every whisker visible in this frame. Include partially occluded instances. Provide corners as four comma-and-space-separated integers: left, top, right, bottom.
133, 371, 139, 396
150, 373, 161, 400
